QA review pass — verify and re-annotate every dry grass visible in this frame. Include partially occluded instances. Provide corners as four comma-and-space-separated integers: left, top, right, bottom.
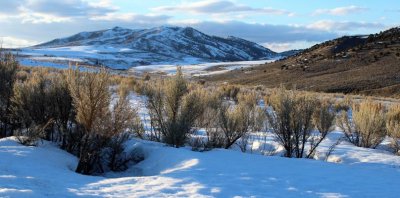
337, 99, 386, 148
386, 104, 400, 154
204, 31, 400, 98
266, 87, 318, 158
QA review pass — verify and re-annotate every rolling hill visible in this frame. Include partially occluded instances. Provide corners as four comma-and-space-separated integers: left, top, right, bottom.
206, 27, 400, 98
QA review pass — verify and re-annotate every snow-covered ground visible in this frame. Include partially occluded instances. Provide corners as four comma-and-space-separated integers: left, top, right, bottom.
2, 93, 400, 198
16, 46, 274, 77
16, 46, 160, 69
129, 60, 274, 76
1, 134, 400, 198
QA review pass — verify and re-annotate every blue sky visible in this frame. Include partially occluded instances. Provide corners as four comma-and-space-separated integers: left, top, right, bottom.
0, 0, 398, 51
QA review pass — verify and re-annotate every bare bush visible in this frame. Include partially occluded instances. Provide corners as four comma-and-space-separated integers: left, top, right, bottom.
220, 84, 240, 101
47, 72, 75, 148
0, 50, 18, 137
337, 100, 386, 148
67, 68, 111, 174
333, 96, 351, 112
217, 92, 263, 151
198, 90, 225, 148
324, 137, 345, 162
307, 100, 336, 158
145, 67, 205, 147
14, 120, 53, 146
69, 69, 143, 174
11, 70, 54, 144
144, 79, 164, 142
9, 69, 75, 146
386, 104, 400, 154
106, 88, 144, 171
238, 92, 266, 132
266, 88, 317, 158
104, 133, 130, 171
218, 103, 249, 149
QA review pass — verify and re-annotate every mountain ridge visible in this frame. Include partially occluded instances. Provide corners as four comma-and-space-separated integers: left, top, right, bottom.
25, 26, 288, 69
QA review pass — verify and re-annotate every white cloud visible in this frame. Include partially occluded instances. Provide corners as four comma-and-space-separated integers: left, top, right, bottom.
18, 8, 73, 24
187, 21, 337, 43
153, 0, 294, 16
90, 13, 171, 23
313, 5, 368, 16
0, 0, 117, 24
0, 36, 37, 48
0, 0, 24, 14
307, 20, 384, 31
25, 0, 117, 17
168, 19, 202, 25
262, 41, 319, 52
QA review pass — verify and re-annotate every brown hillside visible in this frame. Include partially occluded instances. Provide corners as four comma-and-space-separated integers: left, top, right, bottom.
205, 27, 400, 98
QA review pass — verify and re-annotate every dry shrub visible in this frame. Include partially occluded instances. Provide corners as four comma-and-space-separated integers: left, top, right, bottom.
14, 120, 54, 146
67, 68, 110, 174
109, 75, 124, 86
145, 67, 205, 147
0, 50, 18, 137
217, 92, 263, 151
67, 68, 110, 134
386, 104, 400, 154
266, 88, 318, 158
144, 79, 164, 142
119, 76, 141, 95
15, 70, 29, 82
68, 68, 109, 174
11, 70, 55, 144
68, 68, 143, 174
238, 92, 265, 132
220, 84, 240, 101
200, 90, 225, 148
218, 102, 249, 150
46, 72, 75, 148
308, 100, 336, 158
197, 90, 264, 151
337, 99, 386, 148
9, 68, 74, 146
143, 72, 151, 81
104, 90, 143, 172
333, 96, 352, 112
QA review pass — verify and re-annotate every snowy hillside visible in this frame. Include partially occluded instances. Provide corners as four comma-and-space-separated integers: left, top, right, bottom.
17, 26, 281, 69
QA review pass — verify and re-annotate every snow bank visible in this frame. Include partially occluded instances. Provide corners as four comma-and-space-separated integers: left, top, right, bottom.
1, 136, 400, 197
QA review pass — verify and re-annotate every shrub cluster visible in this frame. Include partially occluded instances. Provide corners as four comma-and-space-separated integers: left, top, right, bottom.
266, 88, 336, 158
0, 55, 143, 175
144, 72, 264, 152
337, 100, 386, 148
144, 67, 206, 147
3, 51, 400, 172
386, 104, 400, 154
0, 50, 18, 137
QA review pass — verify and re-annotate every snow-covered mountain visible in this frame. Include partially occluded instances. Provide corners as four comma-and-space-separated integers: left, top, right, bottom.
20, 26, 280, 69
